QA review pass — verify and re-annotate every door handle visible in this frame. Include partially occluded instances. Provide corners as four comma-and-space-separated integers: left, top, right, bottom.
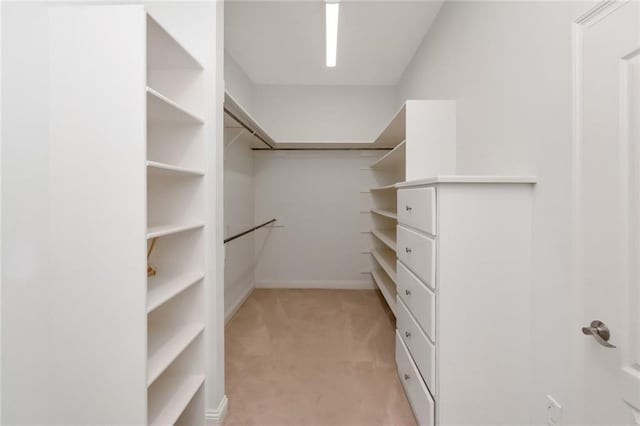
581, 320, 616, 348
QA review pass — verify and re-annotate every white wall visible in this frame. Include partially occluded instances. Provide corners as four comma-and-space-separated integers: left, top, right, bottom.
253, 150, 376, 289
223, 131, 255, 321
396, 1, 590, 423
253, 85, 397, 143
2, 3, 51, 423
225, 52, 255, 116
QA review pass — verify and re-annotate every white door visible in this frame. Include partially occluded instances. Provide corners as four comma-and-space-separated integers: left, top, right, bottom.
573, 1, 640, 423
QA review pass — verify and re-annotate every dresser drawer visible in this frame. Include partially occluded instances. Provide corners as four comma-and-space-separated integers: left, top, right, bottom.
397, 187, 436, 235
397, 297, 436, 391
397, 261, 436, 341
396, 331, 435, 426
397, 225, 436, 289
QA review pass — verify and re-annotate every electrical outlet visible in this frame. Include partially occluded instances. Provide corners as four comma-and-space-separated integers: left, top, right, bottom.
546, 395, 562, 424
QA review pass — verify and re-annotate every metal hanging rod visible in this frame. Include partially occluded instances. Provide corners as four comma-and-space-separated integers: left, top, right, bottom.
252, 147, 392, 151
224, 219, 277, 244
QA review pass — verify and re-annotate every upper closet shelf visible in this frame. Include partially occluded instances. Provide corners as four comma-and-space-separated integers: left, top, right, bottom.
147, 87, 204, 124
147, 223, 204, 239
147, 14, 203, 70
147, 161, 204, 177
370, 141, 406, 170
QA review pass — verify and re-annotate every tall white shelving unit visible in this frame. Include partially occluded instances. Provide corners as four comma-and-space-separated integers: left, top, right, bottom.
366, 101, 456, 316
48, 6, 208, 424
146, 13, 206, 426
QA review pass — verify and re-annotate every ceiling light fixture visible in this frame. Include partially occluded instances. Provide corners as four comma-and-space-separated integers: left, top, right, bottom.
325, 1, 339, 67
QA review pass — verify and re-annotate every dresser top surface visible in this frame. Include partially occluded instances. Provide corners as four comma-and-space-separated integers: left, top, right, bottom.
396, 175, 537, 188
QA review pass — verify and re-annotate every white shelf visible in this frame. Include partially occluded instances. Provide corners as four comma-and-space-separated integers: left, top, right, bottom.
147, 271, 204, 313
146, 223, 204, 239
147, 14, 203, 70
149, 375, 205, 426
147, 323, 204, 386
371, 208, 398, 220
371, 268, 397, 316
371, 249, 397, 284
147, 161, 204, 177
372, 103, 406, 148
147, 87, 204, 124
372, 228, 397, 252
370, 140, 406, 170
370, 184, 397, 192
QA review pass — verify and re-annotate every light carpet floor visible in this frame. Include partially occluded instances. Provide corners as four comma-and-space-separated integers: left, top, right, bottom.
224, 289, 417, 426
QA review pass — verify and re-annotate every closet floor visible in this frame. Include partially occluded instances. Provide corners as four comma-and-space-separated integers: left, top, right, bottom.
224, 289, 416, 426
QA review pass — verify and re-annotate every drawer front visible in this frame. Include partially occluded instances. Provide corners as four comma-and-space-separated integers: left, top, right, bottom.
397, 261, 436, 342
397, 187, 436, 235
397, 225, 436, 289
397, 298, 436, 391
396, 332, 435, 426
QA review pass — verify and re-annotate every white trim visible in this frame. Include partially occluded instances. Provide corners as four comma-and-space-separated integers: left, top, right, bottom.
225, 284, 254, 324
255, 279, 375, 290
205, 395, 228, 426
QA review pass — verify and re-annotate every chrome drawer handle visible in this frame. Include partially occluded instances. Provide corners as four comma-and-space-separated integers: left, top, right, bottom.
404, 373, 410, 381
405, 331, 411, 338
405, 247, 412, 254
405, 289, 411, 296
405, 205, 412, 212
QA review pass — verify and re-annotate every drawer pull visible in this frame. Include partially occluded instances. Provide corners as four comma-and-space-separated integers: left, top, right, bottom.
405, 289, 411, 296
405, 247, 412, 254
405, 331, 412, 338
405, 205, 412, 212
404, 373, 410, 381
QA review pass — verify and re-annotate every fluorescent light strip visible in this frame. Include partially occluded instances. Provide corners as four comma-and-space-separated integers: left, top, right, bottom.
326, 2, 339, 67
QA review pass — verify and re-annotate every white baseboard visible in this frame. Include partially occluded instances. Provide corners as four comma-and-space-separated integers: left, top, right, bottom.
255, 279, 375, 290
225, 284, 254, 324
205, 395, 228, 426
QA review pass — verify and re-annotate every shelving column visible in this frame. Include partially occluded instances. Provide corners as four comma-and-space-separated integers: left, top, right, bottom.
145, 14, 207, 426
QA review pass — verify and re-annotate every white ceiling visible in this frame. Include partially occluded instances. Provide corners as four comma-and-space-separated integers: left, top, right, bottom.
225, 1, 444, 86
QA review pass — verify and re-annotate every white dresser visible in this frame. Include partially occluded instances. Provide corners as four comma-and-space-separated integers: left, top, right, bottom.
394, 176, 536, 425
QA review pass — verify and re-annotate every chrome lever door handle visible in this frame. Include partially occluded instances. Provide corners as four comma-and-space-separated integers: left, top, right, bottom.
581, 320, 616, 348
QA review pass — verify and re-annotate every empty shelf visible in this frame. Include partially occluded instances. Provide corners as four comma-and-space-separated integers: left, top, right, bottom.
371, 208, 398, 220
147, 223, 204, 239
147, 87, 204, 124
371, 268, 397, 316
147, 161, 204, 177
372, 228, 397, 252
370, 140, 406, 170
147, 14, 203, 70
148, 374, 205, 426
147, 272, 204, 313
371, 249, 397, 284
147, 323, 204, 386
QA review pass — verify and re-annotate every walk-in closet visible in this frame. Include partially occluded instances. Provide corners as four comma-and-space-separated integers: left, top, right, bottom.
3, 0, 639, 425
